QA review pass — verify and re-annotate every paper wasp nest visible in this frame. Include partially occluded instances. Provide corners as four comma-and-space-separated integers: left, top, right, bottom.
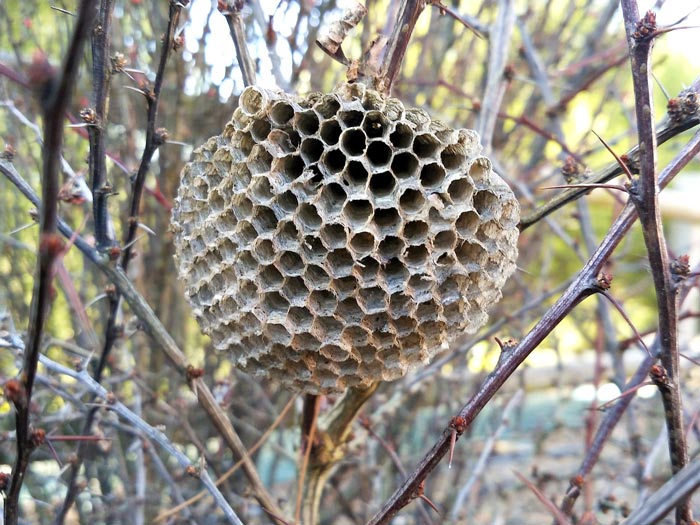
171, 83, 519, 394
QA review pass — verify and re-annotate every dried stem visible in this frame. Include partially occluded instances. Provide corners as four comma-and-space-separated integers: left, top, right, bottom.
374, 0, 426, 94
0, 160, 288, 525
3, 3, 96, 524
620, 5, 689, 523
221, 0, 257, 87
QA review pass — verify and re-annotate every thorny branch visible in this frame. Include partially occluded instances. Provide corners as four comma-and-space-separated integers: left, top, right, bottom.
4, 2, 96, 524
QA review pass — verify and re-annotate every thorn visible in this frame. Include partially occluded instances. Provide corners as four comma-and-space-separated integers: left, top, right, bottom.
449, 428, 456, 468
591, 130, 634, 180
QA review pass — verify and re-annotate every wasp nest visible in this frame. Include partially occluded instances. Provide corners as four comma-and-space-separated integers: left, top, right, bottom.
171, 83, 519, 394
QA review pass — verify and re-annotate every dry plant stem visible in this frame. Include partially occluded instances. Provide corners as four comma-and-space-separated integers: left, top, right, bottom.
302, 383, 379, 525
36, 355, 243, 525
120, 0, 183, 268
4, 3, 95, 524
0, 161, 288, 525
375, 0, 425, 94
223, 0, 257, 87
89, 0, 116, 250
365, 126, 700, 525
519, 75, 700, 230
621, 5, 689, 523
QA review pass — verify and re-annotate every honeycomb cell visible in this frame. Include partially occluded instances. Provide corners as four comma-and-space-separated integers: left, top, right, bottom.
172, 82, 520, 394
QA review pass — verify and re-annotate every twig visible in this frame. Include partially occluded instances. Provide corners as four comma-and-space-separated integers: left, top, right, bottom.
219, 0, 257, 87
620, 6, 689, 523
36, 354, 244, 525
0, 159, 289, 524
4, 3, 96, 524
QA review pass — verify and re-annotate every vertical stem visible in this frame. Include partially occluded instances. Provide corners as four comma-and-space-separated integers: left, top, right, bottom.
4, 3, 96, 524
620, 5, 690, 523
222, 0, 257, 87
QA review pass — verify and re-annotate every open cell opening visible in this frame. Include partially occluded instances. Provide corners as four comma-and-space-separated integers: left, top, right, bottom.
304, 264, 331, 289
301, 138, 324, 165
470, 158, 491, 183
250, 176, 273, 203
399, 189, 426, 214
391, 151, 419, 179
314, 96, 340, 119
343, 200, 373, 227
282, 155, 305, 182
240, 87, 265, 115
439, 275, 462, 304
265, 323, 291, 344
237, 250, 257, 275
320, 344, 348, 362
434, 230, 457, 252
456, 241, 487, 267
279, 251, 305, 274
404, 245, 429, 266
455, 210, 480, 237
263, 291, 289, 315
292, 331, 320, 351
408, 274, 432, 301
342, 326, 369, 346
288, 306, 313, 329
473, 190, 498, 216
350, 231, 375, 256
344, 160, 368, 187
413, 133, 441, 158
323, 149, 346, 174
309, 290, 337, 315
402, 220, 428, 244
276, 191, 298, 214
276, 221, 299, 249
373, 208, 401, 235
369, 172, 396, 198
340, 128, 367, 157
297, 203, 322, 231
320, 183, 347, 216
336, 297, 363, 324
420, 163, 445, 189
363, 111, 389, 138
332, 275, 358, 296
320, 223, 347, 249
338, 110, 364, 127
320, 118, 342, 145
381, 259, 409, 291
252, 239, 275, 264
252, 206, 278, 234
366, 141, 393, 167
270, 101, 295, 126
416, 300, 440, 321
282, 276, 308, 303
233, 195, 253, 221
389, 293, 412, 317
327, 248, 354, 277
238, 280, 259, 307
447, 179, 472, 203
355, 256, 380, 285
358, 286, 386, 313
441, 146, 466, 170
390, 123, 413, 148
248, 146, 273, 174
378, 236, 405, 260
260, 265, 284, 290
302, 236, 325, 262
250, 119, 271, 142
296, 110, 320, 135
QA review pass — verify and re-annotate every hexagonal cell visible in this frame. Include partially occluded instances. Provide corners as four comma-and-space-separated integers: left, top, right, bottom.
366, 141, 393, 168
476, 221, 500, 247
335, 297, 364, 324
416, 299, 440, 322
378, 236, 405, 260
252, 238, 276, 264
312, 315, 343, 341
392, 316, 416, 337
250, 175, 274, 204
295, 203, 322, 233
376, 345, 401, 364
303, 264, 332, 290
420, 320, 445, 348
343, 199, 373, 228
403, 244, 429, 267
232, 195, 253, 221
301, 236, 326, 264
280, 275, 308, 305
237, 251, 258, 279
326, 248, 354, 278
372, 208, 401, 237
448, 178, 473, 203
251, 205, 278, 235
259, 264, 284, 291
340, 128, 368, 157
239, 86, 267, 116
350, 231, 375, 258
248, 145, 273, 174
250, 119, 271, 143
412, 133, 441, 159
443, 301, 464, 325
320, 118, 341, 145
320, 344, 350, 362
275, 191, 298, 216
208, 188, 225, 212
231, 130, 255, 157
278, 250, 305, 275
441, 144, 466, 170
470, 157, 491, 183
380, 258, 409, 293
342, 325, 370, 347
265, 323, 292, 345
399, 189, 426, 215
368, 171, 397, 199
278, 154, 305, 184
331, 275, 358, 297
354, 256, 380, 286
343, 160, 369, 188
262, 291, 289, 318
301, 138, 324, 165
473, 190, 499, 218
308, 289, 337, 316
439, 274, 464, 304
436, 252, 456, 267
321, 148, 346, 174
320, 223, 347, 250
357, 286, 386, 314
433, 230, 457, 253
420, 163, 445, 189
314, 95, 340, 119
391, 151, 419, 179
318, 182, 347, 217
296, 109, 320, 136
312, 367, 340, 391
362, 111, 390, 138
455, 210, 480, 238
269, 100, 295, 126
288, 305, 314, 331
338, 109, 364, 127
402, 220, 428, 244
408, 274, 432, 302
292, 331, 321, 351
456, 240, 488, 269
275, 221, 299, 251
390, 122, 413, 149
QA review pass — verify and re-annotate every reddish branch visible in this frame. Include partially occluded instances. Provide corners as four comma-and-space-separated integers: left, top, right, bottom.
4, 2, 96, 524
621, 5, 690, 523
